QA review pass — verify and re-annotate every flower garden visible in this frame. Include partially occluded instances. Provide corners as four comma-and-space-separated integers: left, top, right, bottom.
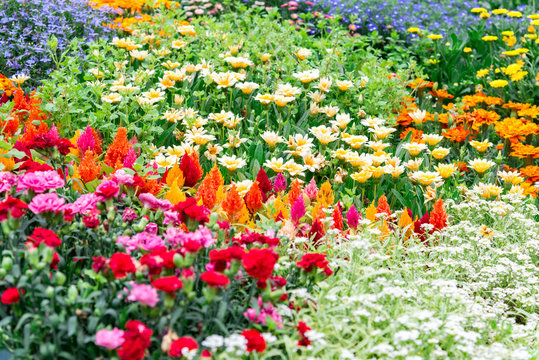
0, 0, 538, 359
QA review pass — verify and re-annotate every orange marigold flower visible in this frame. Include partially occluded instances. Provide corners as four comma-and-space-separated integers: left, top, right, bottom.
400, 128, 424, 143
408, 78, 434, 89
429, 89, 454, 99
510, 143, 539, 159
502, 101, 530, 111
0, 73, 16, 97
520, 181, 538, 198
442, 127, 470, 143
519, 166, 539, 182
245, 181, 263, 214
494, 118, 539, 139
470, 108, 500, 131
79, 151, 101, 183
222, 184, 244, 222
517, 105, 539, 119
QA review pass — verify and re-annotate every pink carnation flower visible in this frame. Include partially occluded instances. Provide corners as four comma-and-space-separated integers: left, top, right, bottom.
95, 328, 125, 350
112, 169, 135, 186
17, 171, 65, 193
0, 172, 17, 193
29, 193, 66, 214
126, 282, 159, 307
139, 193, 171, 211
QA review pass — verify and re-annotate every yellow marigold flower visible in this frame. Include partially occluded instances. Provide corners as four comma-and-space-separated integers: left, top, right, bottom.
529, 14, 539, 20
431, 147, 450, 160
507, 11, 522, 18
476, 69, 489, 78
427, 59, 439, 65
427, 34, 443, 40
492, 9, 508, 15
463, 47, 472, 53
407, 27, 420, 33
481, 35, 498, 41
480, 12, 490, 19
470, 140, 492, 152
511, 71, 528, 82
471, 7, 487, 13
469, 159, 495, 174
434, 163, 457, 179
501, 30, 514, 36
489, 79, 508, 88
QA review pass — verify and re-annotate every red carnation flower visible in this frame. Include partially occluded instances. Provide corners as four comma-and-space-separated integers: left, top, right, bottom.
1, 287, 22, 305
296, 321, 312, 346
0, 196, 28, 221
296, 253, 328, 273
152, 276, 183, 293
241, 329, 266, 353
200, 270, 230, 288
242, 248, 279, 286
169, 336, 198, 357
117, 320, 153, 360
109, 253, 136, 279
26, 227, 62, 248
92, 255, 107, 274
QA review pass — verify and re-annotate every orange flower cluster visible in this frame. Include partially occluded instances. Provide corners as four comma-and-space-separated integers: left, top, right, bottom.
469, 109, 500, 130
442, 127, 470, 143
461, 92, 503, 110
0, 74, 16, 97
494, 117, 539, 139
510, 143, 539, 159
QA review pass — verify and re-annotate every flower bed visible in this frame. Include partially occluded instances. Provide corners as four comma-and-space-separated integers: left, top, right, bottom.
0, 1, 538, 359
